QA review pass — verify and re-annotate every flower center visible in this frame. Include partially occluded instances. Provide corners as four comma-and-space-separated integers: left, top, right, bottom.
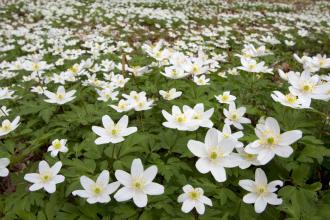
222, 95, 229, 101
56, 93, 64, 100
111, 128, 119, 135
301, 84, 312, 93
188, 191, 200, 200
175, 114, 187, 124
210, 151, 218, 160
248, 64, 256, 70
69, 66, 78, 74
53, 140, 62, 149
285, 94, 297, 104
119, 103, 127, 110
2, 121, 12, 131
267, 137, 275, 144
32, 63, 40, 71
132, 179, 144, 190
193, 113, 201, 120
41, 172, 52, 182
230, 113, 239, 121
244, 153, 255, 161
192, 65, 199, 74
92, 185, 103, 195
256, 185, 267, 196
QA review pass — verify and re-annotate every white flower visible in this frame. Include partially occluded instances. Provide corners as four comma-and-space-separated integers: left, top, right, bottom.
72, 170, 120, 204
0, 106, 11, 117
177, 185, 212, 215
218, 124, 244, 148
162, 105, 195, 131
193, 75, 210, 86
271, 91, 308, 109
237, 58, 272, 74
245, 117, 302, 165
162, 104, 213, 131
236, 148, 261, 169
312, 54, 330, 69
110, 99, 132, 113
159, 88, 182, 100
183, 103, 214, 130
224, 103, 251, 130
47, 139, 68, 157
215, 91, 236, 104
92, 115, 137, 145
122, 91, 153, 111
239, 168, 283, 213
288, 71, 329, 106
24, 161, 65, 193
31, 86, 46, 94
0, 158, 10, 177
0, 87, 15, 100
114, 158, 164, 207
0, 116, 20, 137
44, 86, 76, 105
96, 88, 119, 102
161, 66, 189, 79
187, 128, 239, 182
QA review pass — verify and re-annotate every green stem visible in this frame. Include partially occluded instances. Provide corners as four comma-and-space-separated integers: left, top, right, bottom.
112, 144, 116, 159
139, 112, 144, 132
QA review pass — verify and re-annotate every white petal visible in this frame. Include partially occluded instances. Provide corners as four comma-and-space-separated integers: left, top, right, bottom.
38, 160, 50, 173
95, 137, 111, 145
243, 193, 258, 204
264, 193, 283, 205
254, 197, 267, 213
195, 158, 211, 174
279, 130, 302, 145
239, 180, 256, 192
51, 161, 62, 175
80, 176, 95, 190
133, 191, 148, 207
92, 126, 108, 137
143, 165, 157, 183
195, 201, 205, 215
131, 158, 144, 178
257, 150, 274, 165
72, 190, 90, 198
274, 145, 293, 158
267, 180, 283, 192
114, 187, 134, 202
44, 183, 56, 193
96, 170, 109, 186
24, 173, 40, 183
143, 182, 164, 195
0, 158, 10, 167
53, 175, 65, 184
183, 184, 194, 193
102, 115, 114, 128
210, 166, 227, 182
205, 128, 219, 147
265, 117, 280, 135
29, 183, 43, 191
177, 193, 188, 203
115, 170, 132, 186
106, 181, 121, 194
201, 196, 212, 206
187, 140, 208, 157
117, 115, 129, 128
181, 200, 195, 213
255, 168, 268, 186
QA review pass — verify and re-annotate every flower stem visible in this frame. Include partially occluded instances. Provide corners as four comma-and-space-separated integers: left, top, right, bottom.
112, 144, 116, 159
